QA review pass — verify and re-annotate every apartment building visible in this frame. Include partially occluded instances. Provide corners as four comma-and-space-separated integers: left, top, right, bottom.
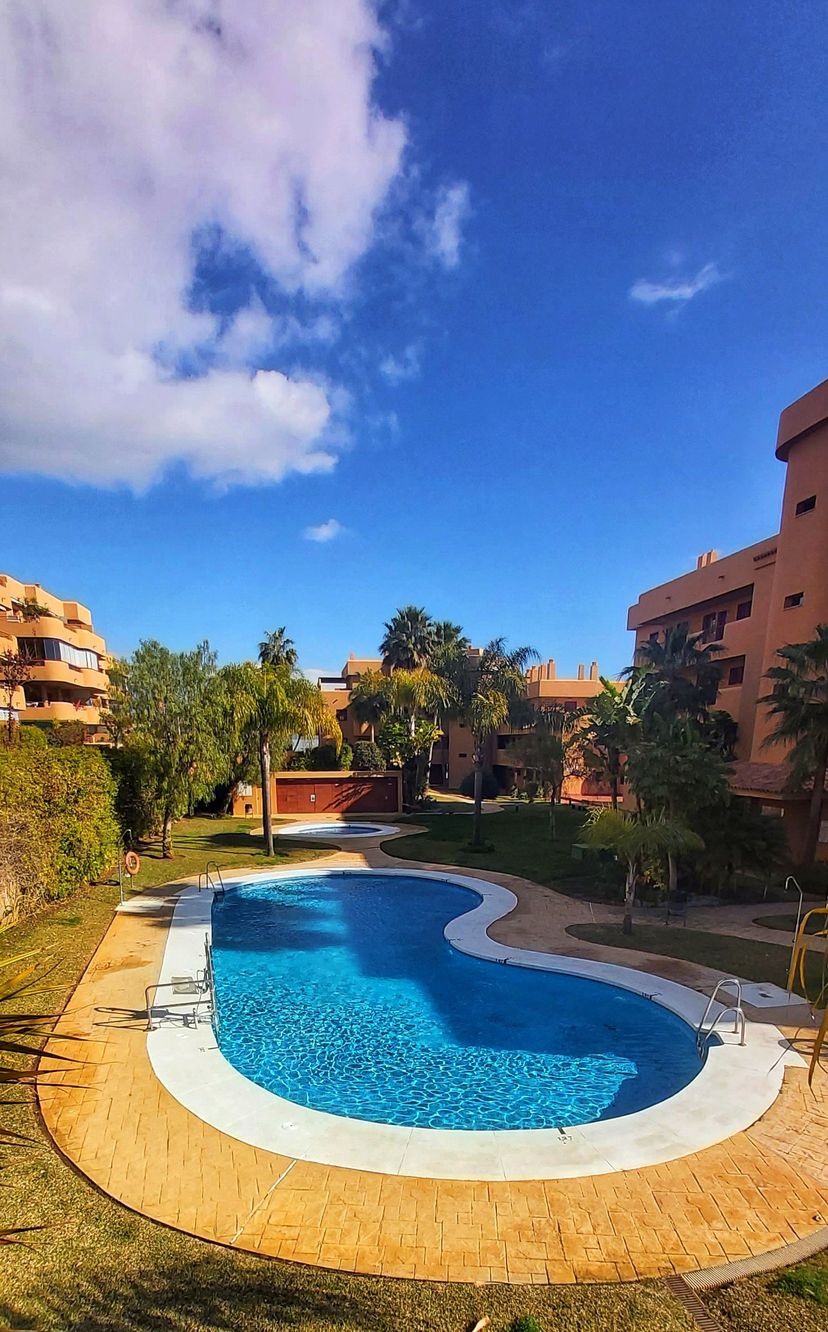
627, 377, 828, 859
0, 573, 109, 737
320, 653, 620, 795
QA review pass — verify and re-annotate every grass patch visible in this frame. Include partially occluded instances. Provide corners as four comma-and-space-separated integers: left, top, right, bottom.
389, 806, 623, 899
754, 912, 827, 935
709, 1252, 828, 1331
567, 923, 825, 996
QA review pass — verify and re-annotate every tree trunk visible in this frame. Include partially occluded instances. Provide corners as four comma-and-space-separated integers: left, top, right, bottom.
370, 722, 375, 743
610, 769, 619, 811
260, 734, 274, 857
802, 742, 828, 866
161, 805, 174, 859
667, 851, 678, 896
471, 746, 484, 847
623, 860, 636, 934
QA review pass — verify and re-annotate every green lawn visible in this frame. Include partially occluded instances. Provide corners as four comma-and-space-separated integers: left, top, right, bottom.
124, 814, 330, 893
389, 805, 624, 899
567, 923, 826, 997
754, 911, 827, 935
709, 1254, 828, 1332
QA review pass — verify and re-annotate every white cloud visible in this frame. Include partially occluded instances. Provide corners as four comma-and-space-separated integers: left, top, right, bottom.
0, 0, 407, 489
424, 182, 470, 269
304, 517, 346, 543
629, 262, 724, 307
379, 342, 422, 384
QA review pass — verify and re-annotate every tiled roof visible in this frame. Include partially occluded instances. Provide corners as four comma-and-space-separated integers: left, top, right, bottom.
728, 760, 827, 796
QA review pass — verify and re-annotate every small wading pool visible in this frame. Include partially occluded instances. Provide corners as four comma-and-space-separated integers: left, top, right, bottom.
277, 821, 398, 839
211, 870, 703, 1131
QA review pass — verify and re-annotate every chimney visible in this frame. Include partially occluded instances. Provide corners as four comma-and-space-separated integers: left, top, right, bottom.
548, 658, 556, 679
589, 661, 598, 681
696, 554, 705, 570
577, 663, 585, 680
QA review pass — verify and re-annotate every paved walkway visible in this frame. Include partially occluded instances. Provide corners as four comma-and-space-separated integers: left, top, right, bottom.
38, 848, 828, 1285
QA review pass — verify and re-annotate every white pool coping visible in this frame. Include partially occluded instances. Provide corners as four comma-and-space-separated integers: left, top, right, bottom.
146, 867, 801, 1181
276, 821, 401, 840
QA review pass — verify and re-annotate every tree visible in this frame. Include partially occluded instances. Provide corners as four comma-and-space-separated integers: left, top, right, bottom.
349, 667, 393, 742
760, 625, 828, 865
233, 663, 337, 856
441, 638, 537, 846
380, 606, 436, 670
104, 640, 225, 857
581, 807, 703, 934
352, 740, 384, 771
377, 716, 442, 809
629, 624, 723, 719
258, 627, 298, 669
625, 714, 729, 895
0, 651, 30, 746
581, 676, 644, 809
514, 704, 583, 837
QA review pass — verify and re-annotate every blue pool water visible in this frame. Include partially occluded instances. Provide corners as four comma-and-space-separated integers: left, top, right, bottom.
284, 824, 383, 837
211, 871, 702, 1131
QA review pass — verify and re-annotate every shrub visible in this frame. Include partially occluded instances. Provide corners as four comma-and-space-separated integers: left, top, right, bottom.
103, 743, 160, 842
17, 725, 48, 750
0, 744, 120, 924
339, 741, 353, 771
458, 769, 500, 800
48, 720, 87, 747
352, 740, 384, 771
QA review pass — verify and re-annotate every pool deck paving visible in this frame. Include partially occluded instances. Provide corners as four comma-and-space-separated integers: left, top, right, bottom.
37, 845, 828, 1286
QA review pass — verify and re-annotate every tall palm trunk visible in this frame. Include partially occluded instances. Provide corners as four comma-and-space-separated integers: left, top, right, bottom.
161, 803, 174, 859
623, 859, 637, 934
471, 742, 484, 847
259, 732, 274, 857
803, 741, 828, 865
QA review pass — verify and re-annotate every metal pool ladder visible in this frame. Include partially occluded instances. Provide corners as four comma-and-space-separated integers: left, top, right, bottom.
198, 860, 225, 896
145, 934, 217, 1033
696, 978, 746, 1055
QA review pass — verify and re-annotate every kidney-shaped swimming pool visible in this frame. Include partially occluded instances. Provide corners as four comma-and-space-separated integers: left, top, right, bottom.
211, 870, 702, 1132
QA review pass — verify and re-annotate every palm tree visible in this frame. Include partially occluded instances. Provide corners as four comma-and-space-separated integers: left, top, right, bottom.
444, 638, 537, 846
258, 627, 298, 669
581, 807, 703, 934
349, 667, 392, 742
235, 662, 337, 855
582, 676, 643, 809
630, 624, 723, 718
760, 625, 828, 865
514, 704, 583, 837
380, 606, 436, 670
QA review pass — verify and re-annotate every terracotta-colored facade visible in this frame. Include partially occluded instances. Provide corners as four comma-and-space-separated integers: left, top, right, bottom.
232, 770, 402, 818
322, 653, 622, 797
0, 573, 109, 737
627, 379, 828, 860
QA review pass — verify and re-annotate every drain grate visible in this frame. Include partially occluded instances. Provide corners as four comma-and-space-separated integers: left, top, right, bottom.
683, 1223, 828, 1290
663, 1275, 727, 1332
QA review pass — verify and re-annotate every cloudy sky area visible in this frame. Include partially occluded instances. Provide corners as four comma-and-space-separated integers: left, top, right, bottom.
2, 0, 827, 674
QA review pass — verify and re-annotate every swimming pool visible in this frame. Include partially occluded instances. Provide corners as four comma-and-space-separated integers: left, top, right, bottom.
277, 821, 397, 839
211, 869, 702, 1132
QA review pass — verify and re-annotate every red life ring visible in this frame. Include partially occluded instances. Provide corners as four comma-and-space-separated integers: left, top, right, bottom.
124, 850, 141, 877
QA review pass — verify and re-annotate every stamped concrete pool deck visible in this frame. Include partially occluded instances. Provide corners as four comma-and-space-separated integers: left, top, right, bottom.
38, 845, 828, 1286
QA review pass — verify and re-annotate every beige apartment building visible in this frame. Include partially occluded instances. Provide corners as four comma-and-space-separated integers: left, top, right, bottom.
321, 653, 620, 795
627, 378, 828, 860
0, 573, 109, 737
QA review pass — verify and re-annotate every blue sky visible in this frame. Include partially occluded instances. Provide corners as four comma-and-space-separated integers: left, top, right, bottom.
2, 1, 827, 677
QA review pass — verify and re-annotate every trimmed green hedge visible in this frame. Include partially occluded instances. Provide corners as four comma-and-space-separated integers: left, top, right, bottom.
0, 742, 120, 923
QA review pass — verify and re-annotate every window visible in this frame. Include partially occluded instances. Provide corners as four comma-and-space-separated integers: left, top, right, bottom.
727, 663, 744, 685
17, 637, 101, 671
736, 599, 752, 620
648, 632, 659, 642
784, 592, 804, 609
795, 495, 816, 516
458, 752, 467, 758
701, 609, 727, 642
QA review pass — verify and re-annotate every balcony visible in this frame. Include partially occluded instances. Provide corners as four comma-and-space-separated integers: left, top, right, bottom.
718, 614, 759, 659
19, 701, 102, 724
22, 660, 108, 692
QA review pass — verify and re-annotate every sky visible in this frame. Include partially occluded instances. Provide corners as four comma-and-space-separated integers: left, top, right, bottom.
2, 0, 827, 679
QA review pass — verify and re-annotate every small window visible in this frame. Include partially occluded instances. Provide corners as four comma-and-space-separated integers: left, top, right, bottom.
784, 592, 804, 608
458, 752, 467, 758
648, 632, 659, 642
727, 664, 744, 685
736, 599, 752, 620
795, 495, 816, 516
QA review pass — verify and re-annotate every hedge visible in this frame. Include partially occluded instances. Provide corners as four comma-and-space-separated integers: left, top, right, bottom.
0, 741, 120, 925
